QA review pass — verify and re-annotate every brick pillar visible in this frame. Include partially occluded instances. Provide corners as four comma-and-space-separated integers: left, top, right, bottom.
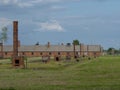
0, 43, 3, 58
80, 43, 84, 56
12, 21, 25, 68
73, 44, 76, 58
13, 21, 18, 56
47, 42, 50, 48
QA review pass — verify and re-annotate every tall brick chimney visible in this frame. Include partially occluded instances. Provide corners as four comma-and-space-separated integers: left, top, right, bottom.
13, 21, 18, 56
47, 42, 50, 48
18, 40, 20, 47
12, 21, 25, 68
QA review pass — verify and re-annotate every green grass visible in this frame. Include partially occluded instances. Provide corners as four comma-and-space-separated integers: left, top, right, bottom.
0, 56, 120, 90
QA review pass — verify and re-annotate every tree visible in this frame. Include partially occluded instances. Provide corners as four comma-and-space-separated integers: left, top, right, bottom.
0, 27, 8, 44
107, 47, 115, 55
107, 48, 120, 55
35, 42, 39, 45
73, 39, 80, 45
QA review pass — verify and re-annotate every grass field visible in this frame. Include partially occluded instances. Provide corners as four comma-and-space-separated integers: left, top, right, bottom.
0, 56, 120, 90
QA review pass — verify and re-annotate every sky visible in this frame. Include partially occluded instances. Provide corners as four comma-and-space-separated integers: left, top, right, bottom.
0, 0, 120, 49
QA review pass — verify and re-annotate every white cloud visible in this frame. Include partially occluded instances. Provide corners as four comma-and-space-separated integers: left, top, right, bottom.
0, 0, 18, 5
20, 0, 60, 7
0, 0, 81, 8
17, 2, 33, 8
17, 0, 44, 8
36, 20, 64, 32
0, 0, 61, 8
51, 5, 65, 10
0, 18, 12, 31
0, 0, 36, 7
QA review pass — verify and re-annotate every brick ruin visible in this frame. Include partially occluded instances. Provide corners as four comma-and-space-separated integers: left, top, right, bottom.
0, 43, 3, 58
12, 21, 25, 68
0, 21, 102, 62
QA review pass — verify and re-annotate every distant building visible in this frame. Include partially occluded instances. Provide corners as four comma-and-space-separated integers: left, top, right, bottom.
0, 42, 103, 58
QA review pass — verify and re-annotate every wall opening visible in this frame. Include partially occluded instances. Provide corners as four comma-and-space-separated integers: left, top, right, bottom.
15, 59, 20, 66
56, 57, 59, 61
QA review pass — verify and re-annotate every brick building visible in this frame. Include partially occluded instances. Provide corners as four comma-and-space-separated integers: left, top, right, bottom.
0, 21, 103, 59
0, 42, 103, 58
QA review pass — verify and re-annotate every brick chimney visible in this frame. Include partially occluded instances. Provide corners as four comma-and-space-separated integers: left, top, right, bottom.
80, 43, 84, 56
0, 43, 3, 58
13, 21, 18, 56
73, 43, 76, 58
61, 43, 64, 45
47, 42, 50, 48
12, 21, 25, 68
18, 40, 20, 47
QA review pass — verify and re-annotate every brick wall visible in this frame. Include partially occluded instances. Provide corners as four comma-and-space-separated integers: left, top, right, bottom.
2, 51, 102, 58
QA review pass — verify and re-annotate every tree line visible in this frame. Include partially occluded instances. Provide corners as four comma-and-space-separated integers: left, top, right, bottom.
107, 48, 120, 55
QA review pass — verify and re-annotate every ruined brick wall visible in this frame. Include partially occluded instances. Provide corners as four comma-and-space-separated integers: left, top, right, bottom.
2, 51, 102, 58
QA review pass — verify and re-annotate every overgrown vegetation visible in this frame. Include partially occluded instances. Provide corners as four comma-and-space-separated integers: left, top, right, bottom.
0, 56, 120, 90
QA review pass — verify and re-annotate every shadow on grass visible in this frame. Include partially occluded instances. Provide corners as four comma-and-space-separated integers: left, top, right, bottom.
0, 87, 15, 90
